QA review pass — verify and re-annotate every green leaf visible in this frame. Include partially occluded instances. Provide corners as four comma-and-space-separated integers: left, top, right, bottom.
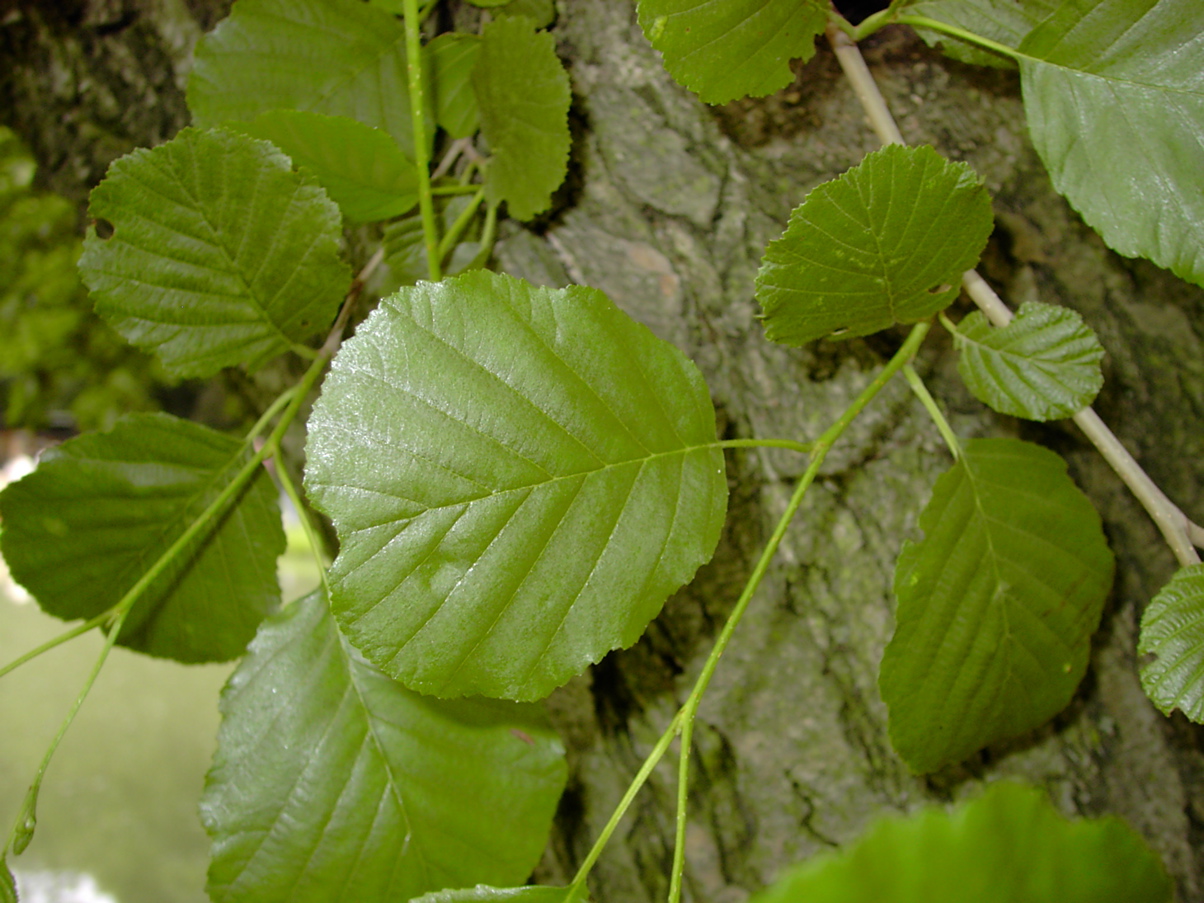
1017, 0, 1204, 286
78, 127, 350, 379
902, 0, 1055, 68
756, 144, 994, 346
234, 111, 418, 223
1139, 564, 1204, 722
495, 0, 557, 28
429, 33, 482, 140
202, 589, 566, 903
881, 438, 1114, 773
473, 16, 571, 221
750, 782, 1173, 903
636, 0, 828, 104
952, 301, 1104, 421
304, 270, 728, 701
1, 857, 16, 903
413, 886, 582, 902
0, 413, 284, 663
187, 0, 428, 156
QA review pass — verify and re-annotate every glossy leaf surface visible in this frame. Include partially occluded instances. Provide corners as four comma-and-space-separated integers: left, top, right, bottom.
751, 782, 1172, 902
636, 0, 828, 104
78, 127, 349, 378
881, 438, 1113, 773
187, 0, 427, 155
473, 16, 571, 221
235, 111, 418, 223
1018, 0, 1204, 286
1139, 564, 1204, 723
903, 0, 1055, 67
202, 590, 566, 903
0, 413, 283, 662
953, 301, 1104, 420
756, 144, 993, 346
429, 33, 482, 140
305, 271, 727, 701
414, 886, 581, 902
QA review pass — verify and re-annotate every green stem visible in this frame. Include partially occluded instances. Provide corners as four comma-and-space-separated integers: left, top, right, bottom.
668, 716, 695, 903
436, 187, 486, 262
403, 0, 440, 282
902, 363, 962, 459
244, 386, 299, 446
274, 455, 332, 600
0, 615, 107, 680
716, 438, 813, 455
431, 184, 480, 196
893, 14, 1019, 62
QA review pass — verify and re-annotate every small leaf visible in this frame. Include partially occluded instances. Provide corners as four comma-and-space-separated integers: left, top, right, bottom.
495, 0, 557, 28
78, 127, 350, 378
1, 858, 16, 903
413, 886, 582, 902
902, 0, 1055, 68
750, 782, 1173, 903
188, 0, 428, 156
202, 590, 566, 903
234, 111, 418, 223
881, 438, 1114, 773
429, 33, 482, 140
953, 301, 1104, 420
636, 0, 828, 104
1018, 0, 1204, 286
0, 413, 284, 663
304, 270, 727, 701
1139, 564, 1204, 722
473, 16, 571, 221
756, 144, 994, 346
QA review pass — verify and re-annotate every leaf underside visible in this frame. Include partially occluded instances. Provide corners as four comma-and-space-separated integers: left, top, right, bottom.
202, 590, 566, 903
413, 886, 581, 902
756, 144, 994, 346
1139, 564, 1204, 723
304, 270, 728, 701
881, 438, 1114, 773
0, 413, 283, 663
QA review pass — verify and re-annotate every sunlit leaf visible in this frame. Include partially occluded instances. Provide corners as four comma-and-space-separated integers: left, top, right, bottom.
952, 301, 1104, 420
902, 0, 1055, 68
751, 782, 1172, 902
304, 270, 727, 701
881, 438, 1114, 773
636, 0, 828, 104
78, 127, 350, 378
202, 590, 566, 903
0, 413, 283, 663
756, 144, 993, 346
234, 111, 418, 223
1139, 564, 1204, 723
1018, 0, 1204, 286
413, 886, 583, 902
473, 16, 571, 221
429, 33, 482, 140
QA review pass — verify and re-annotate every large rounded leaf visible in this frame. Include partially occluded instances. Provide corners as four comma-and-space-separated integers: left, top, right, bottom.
304, 270, 727, 701
202, 590, 566, 903
1138, 564, 1204, 723
0, 412, 283, 662
881, 438, 1114, 773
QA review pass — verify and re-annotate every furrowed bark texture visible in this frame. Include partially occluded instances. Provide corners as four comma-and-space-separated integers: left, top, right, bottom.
4, 1, 1203, 900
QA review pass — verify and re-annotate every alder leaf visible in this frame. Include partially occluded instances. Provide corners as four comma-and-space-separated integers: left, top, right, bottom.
1017, 0, 1204, 287
473, 15, 571, 221
636, 0, 828, 104
78, 127, 350, 379
881, 438, 1114, 773
1138, 564, 1204, 723
304, 271, 728, 701
234, 111, 418, 223
413, 886, 583, 902
953, 301, 1104, 421
429, 33, 482, 140
1, 858, 16, 903
495, 0, 557, 28
202, 589, 566, 903
0, 413, 283, 663
751, 782, 1173, 902
187, 0, 429, 156
756, 144, 994, 346
902, 0, 1056, 68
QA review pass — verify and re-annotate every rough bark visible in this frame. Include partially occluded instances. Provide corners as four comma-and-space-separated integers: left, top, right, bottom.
3, 1, 1202, 900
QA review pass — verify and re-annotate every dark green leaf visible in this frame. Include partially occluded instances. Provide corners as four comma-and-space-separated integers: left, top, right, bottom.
750, 782, 1172, 903
474, 16, 571, 221
202, 590, 566, 903
78, 127, 350, 378
495, 0, 557, 27
636, 0, 828, 104
0, 413, 284, 663
1139, 564, 1204, 723
234, 111, 418, 223
881, 438, 1114, 773
0, 858, 15, 903
903, 0, 1055, 68
953, 301, 1104, 420
429, 33, 482, 140
304, 271, 728, 701
187, 0, 428, 156
1018, 0, 1204, 286
756, 144, 994, 346
413, 886, 582, 902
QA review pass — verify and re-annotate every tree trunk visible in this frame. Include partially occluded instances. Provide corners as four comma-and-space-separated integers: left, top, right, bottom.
4, 1, 1202, 900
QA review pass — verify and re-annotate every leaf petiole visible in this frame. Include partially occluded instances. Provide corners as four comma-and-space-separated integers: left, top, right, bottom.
403, 0, 440, 281
437, 187, 486, 262
902, 363, 962, 459
893, 14, 1020, 63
